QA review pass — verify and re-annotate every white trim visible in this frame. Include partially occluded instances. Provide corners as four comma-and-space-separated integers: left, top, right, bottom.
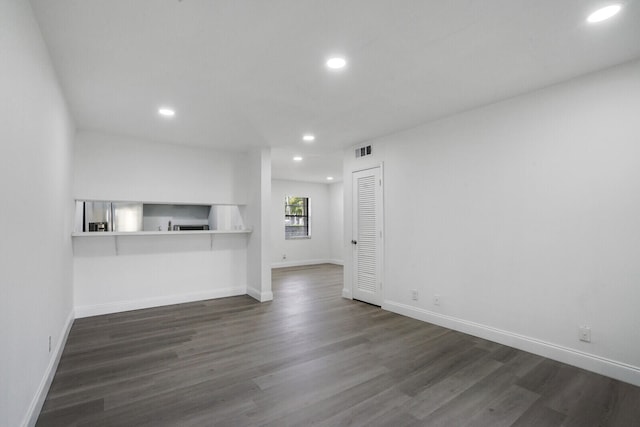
383, 300, 640, 387
247, 286, 260, 300
72, 229, 251, 237
75, 287, 246, 318
342, 288, 353, 299
351, 159, 384, 174
271, 259, 342, 268
247, 286, 273, 302
23, 309, 74, 427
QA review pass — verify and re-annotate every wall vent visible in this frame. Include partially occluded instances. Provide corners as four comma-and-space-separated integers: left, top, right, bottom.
355, 145, 372, 158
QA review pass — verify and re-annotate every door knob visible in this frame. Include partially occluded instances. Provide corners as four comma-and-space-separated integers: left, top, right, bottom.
351, 240, 357, 245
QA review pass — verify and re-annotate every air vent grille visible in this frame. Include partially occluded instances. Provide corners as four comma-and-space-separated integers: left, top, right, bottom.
355, 145, 372, 158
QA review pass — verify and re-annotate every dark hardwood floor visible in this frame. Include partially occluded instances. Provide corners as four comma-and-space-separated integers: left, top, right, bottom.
37, 264, 640, 426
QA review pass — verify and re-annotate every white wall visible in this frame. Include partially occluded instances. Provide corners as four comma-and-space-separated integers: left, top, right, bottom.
75, 130, 248, 204
73, 234, 248, 317
246, 149, 272, 301
73, 131, 253, 316
329, 182, 344, 264
271, 180, 335, 267
344, 59, 640, 386
0, 1, 75, 426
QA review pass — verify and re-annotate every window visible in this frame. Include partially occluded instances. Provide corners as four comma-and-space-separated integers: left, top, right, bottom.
285, 196, 310, 239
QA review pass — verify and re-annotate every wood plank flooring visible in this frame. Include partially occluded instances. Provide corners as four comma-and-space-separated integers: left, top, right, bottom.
37, 264, 640, 426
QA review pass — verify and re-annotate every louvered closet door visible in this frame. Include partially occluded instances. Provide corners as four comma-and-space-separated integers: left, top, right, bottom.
352, 167, 382, 306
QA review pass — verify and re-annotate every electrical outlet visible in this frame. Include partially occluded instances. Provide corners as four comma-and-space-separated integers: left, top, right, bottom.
48, 336, 52, 353
433, 294, 441, 306
411, 289, 418, 301
282, 254, 287, 260
579, 326, 591, 343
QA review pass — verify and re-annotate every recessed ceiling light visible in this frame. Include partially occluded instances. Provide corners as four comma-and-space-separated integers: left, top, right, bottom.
293, 156, 303, 162
303, 134, 315, 142
326, 57, 347, 70
158, 107, 176, 117
326, 176, 334, 181
587, 4, 622, 23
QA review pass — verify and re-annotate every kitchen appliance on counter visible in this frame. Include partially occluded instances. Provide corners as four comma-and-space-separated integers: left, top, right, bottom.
172, 224, 210, 231
88, 222, 108, 232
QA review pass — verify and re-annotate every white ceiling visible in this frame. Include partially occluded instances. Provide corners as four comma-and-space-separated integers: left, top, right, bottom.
31, 0, 640, 183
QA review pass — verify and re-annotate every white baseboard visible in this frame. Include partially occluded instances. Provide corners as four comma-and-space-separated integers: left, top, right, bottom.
247, 286, 273, 302
342, 288, 353, 299
383, 300, 640, 387
23, 309, 74, 427
271, 258, 343, 268
75, 287, 246, 318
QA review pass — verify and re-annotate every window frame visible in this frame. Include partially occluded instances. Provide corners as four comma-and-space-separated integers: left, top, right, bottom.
284, 195, 311, 240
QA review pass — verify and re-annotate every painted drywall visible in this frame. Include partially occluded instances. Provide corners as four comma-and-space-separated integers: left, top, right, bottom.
246, 149, 273, 301
329, 182, 344, 264
0, 1, 75, 425
344, 59, 640, 385
74, 131, 248, 204
73, 234, 248, 316
271, 180, 332, 267
73, 131, 254, 315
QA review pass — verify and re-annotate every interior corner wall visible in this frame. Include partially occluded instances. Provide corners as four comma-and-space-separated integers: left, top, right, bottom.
0, 1, 75, 426
271, 180, 333, 267
329, 182, 345, 265
246, 149, 272, 301
344, 59, 640, 386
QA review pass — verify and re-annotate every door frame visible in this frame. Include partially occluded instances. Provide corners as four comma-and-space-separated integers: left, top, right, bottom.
349, 163, 384, 306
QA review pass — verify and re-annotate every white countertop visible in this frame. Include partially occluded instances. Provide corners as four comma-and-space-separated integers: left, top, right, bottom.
72, 229, 252, 237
